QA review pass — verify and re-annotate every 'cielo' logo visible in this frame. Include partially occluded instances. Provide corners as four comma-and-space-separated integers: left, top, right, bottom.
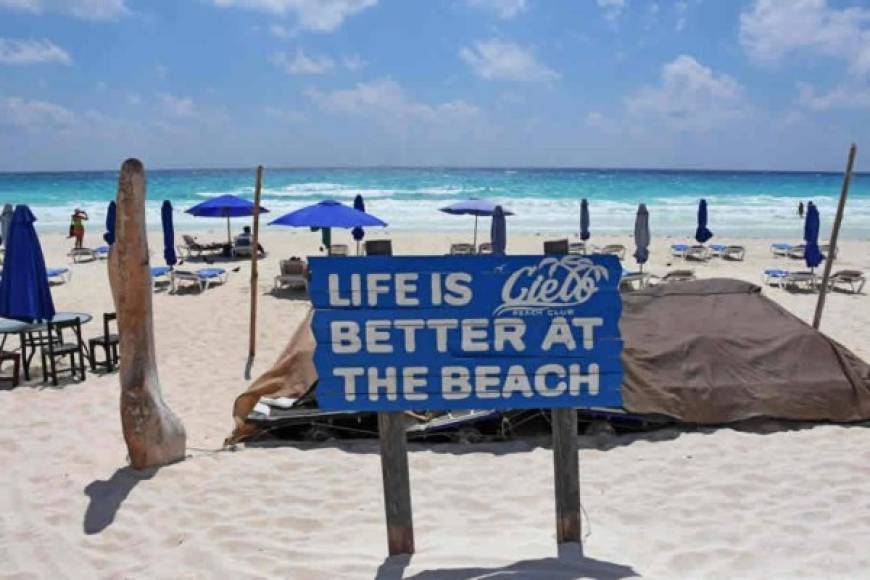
495, 255, 609, 315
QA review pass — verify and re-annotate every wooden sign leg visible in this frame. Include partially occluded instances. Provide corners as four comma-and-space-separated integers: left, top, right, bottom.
552, 408, 580, 546
378, 412, 415, 556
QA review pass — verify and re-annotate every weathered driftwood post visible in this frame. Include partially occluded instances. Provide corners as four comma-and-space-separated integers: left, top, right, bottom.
245, 166, 264, 380
108, 158, 186, 469
813, 143, 857, 329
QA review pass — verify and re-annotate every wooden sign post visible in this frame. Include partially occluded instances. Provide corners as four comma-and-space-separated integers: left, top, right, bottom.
309, 255, 623, 555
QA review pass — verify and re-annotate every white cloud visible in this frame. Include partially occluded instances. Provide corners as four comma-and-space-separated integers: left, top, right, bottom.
0, 38, 71, 65
675, 0, 688, 32
308, 78, 478, 125
460, 40, 559, 82
0, 0, 128, 20
596, 0, 626, 22
269, 24, 293, 39
158, 93, 197, 118
342, 54, 366, 71
797, 81, 870, 111
739, 0, 870, 75
0, 96, 75, 131
209, 0, 376, 32
272, 49, 334, 75
624, 55, 746, 131
264, 107, 308, 123
467, 0, 527, 19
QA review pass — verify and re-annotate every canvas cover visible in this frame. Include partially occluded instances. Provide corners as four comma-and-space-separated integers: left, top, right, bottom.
228, 279, 870, 443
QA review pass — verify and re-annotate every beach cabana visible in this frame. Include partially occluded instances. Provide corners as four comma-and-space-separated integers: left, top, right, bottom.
439, 199, 514, 248
185, 194, 270, 244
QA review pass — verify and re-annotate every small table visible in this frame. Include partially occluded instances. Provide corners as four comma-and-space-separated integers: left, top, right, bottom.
0, 312, 93, 382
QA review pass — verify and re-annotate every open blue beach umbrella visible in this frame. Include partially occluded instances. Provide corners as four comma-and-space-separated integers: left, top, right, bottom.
162, 201, 177, 267
439, 198, 515, 247
633, 204, 650, 271
186, 194, 269, 244
695, 199, 713, 244
270, 200, 387, 228
0, 205, 55, 323
580, 199, 590, 241
491, 205, 507, 255
351, 194, 366, 255
804, 202, 824, 270
103, 201, 116, 246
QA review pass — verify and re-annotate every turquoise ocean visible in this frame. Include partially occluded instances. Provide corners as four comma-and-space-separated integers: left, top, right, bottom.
2, 168, 869, 239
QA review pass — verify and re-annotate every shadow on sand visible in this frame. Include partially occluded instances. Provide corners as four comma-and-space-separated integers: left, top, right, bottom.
83, 466, 158, 534
374, 545, 638, 580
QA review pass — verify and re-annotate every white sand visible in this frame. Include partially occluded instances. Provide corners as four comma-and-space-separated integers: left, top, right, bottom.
2, 228, 870, 579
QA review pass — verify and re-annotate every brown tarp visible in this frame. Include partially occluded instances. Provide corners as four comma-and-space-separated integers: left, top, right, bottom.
228, 279, 870, 443
621, 278, 870, 423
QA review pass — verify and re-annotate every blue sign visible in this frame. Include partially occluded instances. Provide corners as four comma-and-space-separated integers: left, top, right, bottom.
310, 255, 623, 412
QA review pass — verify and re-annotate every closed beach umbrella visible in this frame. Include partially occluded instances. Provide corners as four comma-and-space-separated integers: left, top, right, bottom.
580, 198, 590, 241
186, 194, 270, 244
103, 201, 116, 246
0, 204, 13, 246
439, 198, 515, 247
695, 198, 713, 244
0, 205, 55, 322
804, 202, 824, 270
633, 203, 650, 272
162, 201, 177, 267
491, 205, 507, 255
351, 194, 366, 255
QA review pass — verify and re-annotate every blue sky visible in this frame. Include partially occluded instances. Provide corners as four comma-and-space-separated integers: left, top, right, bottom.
1, 0, 869, 171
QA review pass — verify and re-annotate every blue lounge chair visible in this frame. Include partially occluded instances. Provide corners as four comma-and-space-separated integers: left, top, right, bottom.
94, 246, 110, 259
709, 244, 727, 257
671, 244, 689, 258
770, 243, 793, 257
46, 267, 71, 284
762, 268, 789, 286
171, 267, 227, 293
151, 266, 172, 290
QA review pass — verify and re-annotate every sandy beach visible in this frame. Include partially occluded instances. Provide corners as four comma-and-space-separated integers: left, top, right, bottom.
2, 228, 870, 579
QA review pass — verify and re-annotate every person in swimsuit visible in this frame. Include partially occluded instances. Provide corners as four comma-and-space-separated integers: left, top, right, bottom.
70, 208, 88, 249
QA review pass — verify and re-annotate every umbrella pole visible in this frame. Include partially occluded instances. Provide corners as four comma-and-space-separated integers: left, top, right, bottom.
813, 144, 857, 329
245, 166, 264, 380
473, 215, 478, 248
227, 216, 232, 245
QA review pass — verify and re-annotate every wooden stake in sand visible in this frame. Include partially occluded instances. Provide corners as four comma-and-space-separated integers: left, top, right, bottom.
108, 159, 186, 469
813, 144, 858, 330
552, 407, 581, 544
378, 412, 415, 555
245, 166, 264, 380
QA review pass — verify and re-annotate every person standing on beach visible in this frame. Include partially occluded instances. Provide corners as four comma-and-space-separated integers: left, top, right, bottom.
69, 208, 88, 249
798, 201, 805, 219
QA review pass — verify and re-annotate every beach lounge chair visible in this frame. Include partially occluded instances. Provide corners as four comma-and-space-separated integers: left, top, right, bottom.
47, 267, 71, 284
770, 243, 794, 257
708, 244, 727, 257
450, 243, 475, 255
171, 267, 227, 293
68, 248, 97, 263
685, 245, 711, 261
178, 234, 225, 260
828, 270, 866, 294
477, 242, 493, 254
783, 271, 818, 292
568, 242, 586, 255
274, 259, 308, 291
365, 240, 393, 256
94, 246, 110, 259
328, 244, 349, 256
600, 244, 626, 259
670, 244, 689, 258
620, 271, 653, 292
150, 266, 172, 290
722, 245, 746, 261
762, 268, 789, 287
662, 269, 696, 283
232, 240, 254, 258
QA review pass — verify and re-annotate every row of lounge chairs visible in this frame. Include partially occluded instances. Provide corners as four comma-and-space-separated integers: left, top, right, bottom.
150, 266, 228, 293
770, 242, 835, 260
671, 243, 746, 261
762, 268, 866, 293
